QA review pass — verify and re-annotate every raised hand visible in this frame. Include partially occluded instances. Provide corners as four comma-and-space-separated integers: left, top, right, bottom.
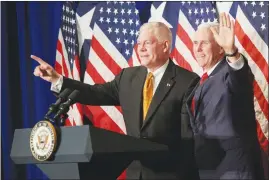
210, 13, 236, 54
31, 55, 60, 83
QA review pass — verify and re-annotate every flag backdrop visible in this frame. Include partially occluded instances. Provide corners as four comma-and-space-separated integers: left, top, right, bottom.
1, 1, 268, 180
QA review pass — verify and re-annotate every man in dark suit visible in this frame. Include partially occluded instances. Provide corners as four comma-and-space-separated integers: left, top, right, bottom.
32, 22, 200, 180
188, 13, 264, 179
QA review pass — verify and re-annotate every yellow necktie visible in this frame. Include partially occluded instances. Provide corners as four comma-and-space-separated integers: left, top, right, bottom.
143, 72, 154, 120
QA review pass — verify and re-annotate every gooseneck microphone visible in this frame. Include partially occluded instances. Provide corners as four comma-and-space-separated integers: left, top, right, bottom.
44, 88, 72, 121
53, 90, 80, 122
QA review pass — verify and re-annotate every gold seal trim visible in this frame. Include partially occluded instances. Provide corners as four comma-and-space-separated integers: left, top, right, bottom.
30, 120, 57, 161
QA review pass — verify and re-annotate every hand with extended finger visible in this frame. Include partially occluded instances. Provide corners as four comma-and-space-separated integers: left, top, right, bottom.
31, 55, 61, 83
210, 13, 236, 54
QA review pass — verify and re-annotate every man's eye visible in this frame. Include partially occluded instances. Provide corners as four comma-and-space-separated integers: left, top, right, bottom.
145, 41, 151, 45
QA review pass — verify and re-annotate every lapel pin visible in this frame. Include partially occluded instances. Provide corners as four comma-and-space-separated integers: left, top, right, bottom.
167, 83, 171, 87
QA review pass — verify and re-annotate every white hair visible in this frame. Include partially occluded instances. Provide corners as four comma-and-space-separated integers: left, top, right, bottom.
139, 22, 172, 52
197, 22, 219, 33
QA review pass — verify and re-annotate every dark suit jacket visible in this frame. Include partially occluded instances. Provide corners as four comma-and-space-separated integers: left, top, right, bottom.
61, 60, 200, 180
186, 56, 264, 179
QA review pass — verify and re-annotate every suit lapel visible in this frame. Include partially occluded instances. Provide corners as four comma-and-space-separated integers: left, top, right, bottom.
141, 60, 176, 130
195, 58, 226, 116
132, 67, 147, 129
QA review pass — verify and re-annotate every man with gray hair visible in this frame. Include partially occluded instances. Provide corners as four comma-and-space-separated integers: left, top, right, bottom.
188, 13, 264, 179
32, 22, 200, 179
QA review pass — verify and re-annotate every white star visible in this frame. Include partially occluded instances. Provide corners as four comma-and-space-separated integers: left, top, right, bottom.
114, 18, 118, 24
206, 7, 209, 14
211, 8, 216, 13
70, 10, 74, 15
106, 8, 111, 14
116, 38, 121, 44
123, 39, 128, 45
114, 1, 118, 4
130, 29, 134, 36
71, 18, 75, 25
261, 24, 266, 31
252, 11, 257, 18
121, 18, 126, 25
122, 28, 127, 35
106, 18, 111, 24
115, 28, 119, 34
200, 8, 204, 15
259, 2, 264, 7
244, 1, 248, 6
135, 20, 140, 26
194, 8, 198, 15
260, 12, 265, 19
62, 5, 65, 11
127, 1, 131, 5
119, 1, 124, 5
76, 6, 95, 54
195, 19, 199, 25
149, 2, 173, 28
99, 17, 104, 23
114, 9, 118, 15
251, 1, 256, 6
107, 27, 112, 34
128, 19, 133, 25
181, 1, 185, 5
134, 9, 139, 15
99, 7, 103, 13
213, 18, 218, 23
187, 1, 191, 5
135, 30, 139, 37
125, 49, 130, 56
188, 9, 192, 15
127, 9, 132, 15
131, 40, 134, 45
121, 9, 125, 15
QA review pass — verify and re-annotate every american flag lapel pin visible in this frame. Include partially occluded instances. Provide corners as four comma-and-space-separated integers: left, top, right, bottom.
167, 83, 171, 87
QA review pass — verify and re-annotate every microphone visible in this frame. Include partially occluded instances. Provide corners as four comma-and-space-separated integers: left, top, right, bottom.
44, 88, 72, 119
53, 90, 80, 121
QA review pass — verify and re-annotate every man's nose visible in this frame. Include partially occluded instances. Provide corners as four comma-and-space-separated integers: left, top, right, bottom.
196, 43, 203, 52
138, 45, 146, 52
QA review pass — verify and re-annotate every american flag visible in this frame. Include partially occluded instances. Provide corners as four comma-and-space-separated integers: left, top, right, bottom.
55, 2, 83, 126
74, 1, 141, 137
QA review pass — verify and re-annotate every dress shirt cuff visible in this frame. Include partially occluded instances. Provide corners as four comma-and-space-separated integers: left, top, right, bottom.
226, 54, 244, 70
50, 75, 63, 93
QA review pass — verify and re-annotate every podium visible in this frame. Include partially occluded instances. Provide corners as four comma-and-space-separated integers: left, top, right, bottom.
10, 125, 169, 179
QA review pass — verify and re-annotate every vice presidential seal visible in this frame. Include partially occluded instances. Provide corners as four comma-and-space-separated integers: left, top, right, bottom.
30, 121, 57, 161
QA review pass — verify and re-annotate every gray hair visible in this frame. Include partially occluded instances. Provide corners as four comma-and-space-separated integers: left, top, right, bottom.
139, 22, 172, 52
197, 22, 219, 33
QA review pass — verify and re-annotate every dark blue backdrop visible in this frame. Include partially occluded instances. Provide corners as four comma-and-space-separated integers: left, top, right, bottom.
1, 2, 151, 180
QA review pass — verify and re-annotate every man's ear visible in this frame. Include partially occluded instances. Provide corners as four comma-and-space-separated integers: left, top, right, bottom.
163, 41, 169, 53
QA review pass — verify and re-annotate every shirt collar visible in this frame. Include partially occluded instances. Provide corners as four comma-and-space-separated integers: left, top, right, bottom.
147, 59, 169, 77
205, 59, 222, 76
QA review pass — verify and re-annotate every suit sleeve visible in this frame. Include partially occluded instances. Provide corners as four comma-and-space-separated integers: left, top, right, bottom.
225, 55, 254, 93
60, 69, 125, 106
